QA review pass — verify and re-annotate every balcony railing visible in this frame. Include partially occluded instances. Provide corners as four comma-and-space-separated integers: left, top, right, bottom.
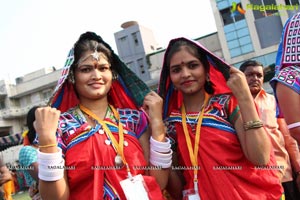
0, 107, 27, 119
0, 100, 48, 119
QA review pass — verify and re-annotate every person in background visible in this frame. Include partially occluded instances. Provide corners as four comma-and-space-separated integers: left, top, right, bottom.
0, 159, 12, 200
10, 167, 19, 194
158, 37, 283, 199
0, 159, 11, 187
270, 12, 300, 146
18, 106, 41, 199
2, 165, 14, 200
14, 162, 26, 193
241, 60, 300, 199
34, 32, 170, 200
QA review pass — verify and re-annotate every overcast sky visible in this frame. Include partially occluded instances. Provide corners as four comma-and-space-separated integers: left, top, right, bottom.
0, 0, 217, 82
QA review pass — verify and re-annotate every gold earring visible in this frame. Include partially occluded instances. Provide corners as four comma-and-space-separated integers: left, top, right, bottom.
69, 71, 75, 84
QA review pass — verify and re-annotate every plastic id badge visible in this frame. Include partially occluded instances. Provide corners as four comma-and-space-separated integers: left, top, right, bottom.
183, 189, 201, 200
120, 174, 149, 200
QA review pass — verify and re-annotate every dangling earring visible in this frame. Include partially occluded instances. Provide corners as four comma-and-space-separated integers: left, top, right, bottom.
69, 70, 75, 84
205, 74, 214, 94
206, 75, 211, 86
112, 70, 118, 81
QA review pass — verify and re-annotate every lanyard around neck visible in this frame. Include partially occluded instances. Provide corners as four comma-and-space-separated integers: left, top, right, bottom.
181, 92, 209, 187
79, 104, 129, 171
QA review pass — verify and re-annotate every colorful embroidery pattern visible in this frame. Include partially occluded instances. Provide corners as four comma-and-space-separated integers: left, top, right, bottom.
166, 94, 237, 140
57, 107, 147, 155
274, 66, 300, 94
283, 13, 300, 64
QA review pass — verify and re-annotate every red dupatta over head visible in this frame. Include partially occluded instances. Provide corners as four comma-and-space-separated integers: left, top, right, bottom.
48, 32, 150, 112
158, 37, 232, 119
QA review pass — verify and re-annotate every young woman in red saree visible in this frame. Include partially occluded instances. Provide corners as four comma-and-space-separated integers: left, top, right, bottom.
159, 38, 283, 200
33, 32, 171, 200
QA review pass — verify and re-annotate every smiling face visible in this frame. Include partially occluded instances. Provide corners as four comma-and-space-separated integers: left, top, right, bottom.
74, 51, 113, 101
169, 47, 206, 96
244, 65, 264, 97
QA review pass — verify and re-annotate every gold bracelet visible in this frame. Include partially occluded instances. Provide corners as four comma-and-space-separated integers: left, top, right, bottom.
39, 143, 57, 148
243, 120, 263, 131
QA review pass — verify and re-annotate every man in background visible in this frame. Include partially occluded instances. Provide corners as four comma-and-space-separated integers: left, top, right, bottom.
240, 60, 300, 200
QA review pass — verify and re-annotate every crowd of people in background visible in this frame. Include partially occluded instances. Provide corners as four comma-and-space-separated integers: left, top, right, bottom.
0, 161, 28, 200
2, 11, 300, 200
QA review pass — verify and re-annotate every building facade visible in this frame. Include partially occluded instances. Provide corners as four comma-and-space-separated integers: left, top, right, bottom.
210, 0, 299, 67
0, 67, 61, 151
209, 0, 300, 92
114, 21, 161, 83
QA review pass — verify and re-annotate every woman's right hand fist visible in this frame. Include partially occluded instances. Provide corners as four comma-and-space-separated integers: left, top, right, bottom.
34, 107, 61, 145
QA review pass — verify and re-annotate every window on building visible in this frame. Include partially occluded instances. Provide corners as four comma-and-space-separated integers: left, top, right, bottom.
224, 19, 254, 58
0, 99, 5, 110
0, 127, 10, 137
137, 58, 145, 74
285, 0, 300, 5
218, 0, 254, 57
42, 89, 53, 101
20, 97, 31, 108
120, 36, 127, 42
132, 32, 139, 46
31, 93, 41, 103
250, 0, 278, 19
220, 4, 245, 26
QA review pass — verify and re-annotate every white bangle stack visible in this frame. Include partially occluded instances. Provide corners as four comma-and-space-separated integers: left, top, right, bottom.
287, 122, 300, 129
149, 136, 172, 168
38, 148, 65, 181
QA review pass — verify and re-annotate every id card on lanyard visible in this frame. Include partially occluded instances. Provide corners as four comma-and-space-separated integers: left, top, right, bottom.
183, 188, 201, 200
80, 105, 149, 199
181, 92, 209, 200
120, 174, 149, 200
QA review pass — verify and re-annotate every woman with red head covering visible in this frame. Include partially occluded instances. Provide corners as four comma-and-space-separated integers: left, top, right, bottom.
159, 38, 283, 199
34, 32, 170, 200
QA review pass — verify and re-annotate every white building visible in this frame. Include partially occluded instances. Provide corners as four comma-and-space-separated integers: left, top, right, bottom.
114, 21, 161, 83
209, 0, 299, 66
0, 67, 61, 151
208, 0, 300, 93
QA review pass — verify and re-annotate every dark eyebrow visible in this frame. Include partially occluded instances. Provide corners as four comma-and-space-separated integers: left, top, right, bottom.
170, 60, 199, 69
78, 64, 93, 68
169, 64, 181, 69
78, 63, 110, 68
246, 71, 263, 75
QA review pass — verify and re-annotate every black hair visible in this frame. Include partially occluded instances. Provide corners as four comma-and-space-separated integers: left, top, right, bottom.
73, 32, 113, 66
70, 32, 117, 79
26, 106, 39, 144
239, 60, 263, 72
165, 40, 214, 94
